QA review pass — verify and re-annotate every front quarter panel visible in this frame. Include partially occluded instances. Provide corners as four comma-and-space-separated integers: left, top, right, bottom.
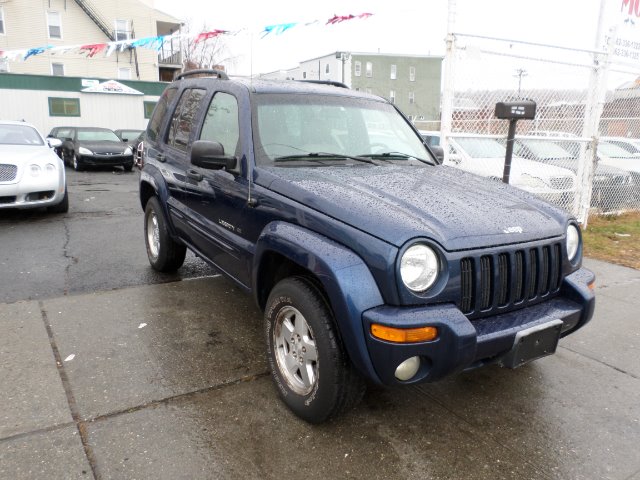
254, 221, 386, 382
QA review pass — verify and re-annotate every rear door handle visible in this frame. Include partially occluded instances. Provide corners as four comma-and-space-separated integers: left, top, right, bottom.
186, 169, 203, 182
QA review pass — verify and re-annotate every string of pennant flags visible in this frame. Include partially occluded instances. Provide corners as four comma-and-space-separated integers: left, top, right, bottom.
0, 13, 373, 63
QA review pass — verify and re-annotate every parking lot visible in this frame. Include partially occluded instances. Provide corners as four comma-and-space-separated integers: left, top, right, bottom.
1, 168, 640, 480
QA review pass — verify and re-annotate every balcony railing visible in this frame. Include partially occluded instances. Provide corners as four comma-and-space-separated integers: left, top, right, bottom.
159, 38, 182, 66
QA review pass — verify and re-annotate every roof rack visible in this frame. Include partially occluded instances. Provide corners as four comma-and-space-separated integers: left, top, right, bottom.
296, 80, 349, 89
176, 69, 229, 80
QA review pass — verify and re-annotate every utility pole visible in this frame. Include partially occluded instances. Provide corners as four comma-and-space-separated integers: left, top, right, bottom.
513, 68, 528, 97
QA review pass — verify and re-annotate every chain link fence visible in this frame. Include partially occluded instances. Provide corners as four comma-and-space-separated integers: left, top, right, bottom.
437, 30, 640, 224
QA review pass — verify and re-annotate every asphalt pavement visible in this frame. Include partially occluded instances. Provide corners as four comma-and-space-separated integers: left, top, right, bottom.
1, 168, 639, 479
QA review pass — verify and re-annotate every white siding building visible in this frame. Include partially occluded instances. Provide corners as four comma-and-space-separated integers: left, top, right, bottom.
0, 0, 181, 81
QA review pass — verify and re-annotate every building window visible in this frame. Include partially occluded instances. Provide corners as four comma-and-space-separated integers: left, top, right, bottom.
354, 61, 361, 76
325, 63, 330, 74
47, 11, 62, 39
389, 90, 396, 104
115, 19, 130, 41
0, 59, 8, 73
144, 101, 157, 119
303, 71, 307, 79
355, 87, 360, 91
390, 64, 397, 80
48, 97, 80, 117
409, 91, 415, 104
118, 67, 132, 80
0, 7, 5, 35
409, 66, 416, 82
366, 61, 373, 78
51, 63, 64, 76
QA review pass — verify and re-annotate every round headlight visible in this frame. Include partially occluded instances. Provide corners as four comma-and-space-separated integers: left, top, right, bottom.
400, 244, 439, 292
30, 164, 41, 176
566, 224, 580, 262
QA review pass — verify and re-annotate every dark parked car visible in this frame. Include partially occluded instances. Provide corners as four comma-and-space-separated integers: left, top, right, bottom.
139, 71, 595, 423
114, 129, 144, 145
512, 137, 635, 210
48, 126, 134, 171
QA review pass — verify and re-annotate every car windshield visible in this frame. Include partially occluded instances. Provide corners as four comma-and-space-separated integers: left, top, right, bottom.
253, 93, 431, 166
0, 124, 44, 146
519, 139, 573, 159
77, 129, 120, 142
454, 137, 506, 158
599, 142, 636, 158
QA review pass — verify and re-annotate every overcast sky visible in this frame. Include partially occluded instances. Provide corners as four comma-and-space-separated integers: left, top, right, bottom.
154, 0, 636, 89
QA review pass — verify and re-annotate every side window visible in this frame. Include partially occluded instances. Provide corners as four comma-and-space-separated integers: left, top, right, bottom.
167, 88, 206, 151
57, 128, 72, 139
200, 92, 239, 157
146, 87, 177, 142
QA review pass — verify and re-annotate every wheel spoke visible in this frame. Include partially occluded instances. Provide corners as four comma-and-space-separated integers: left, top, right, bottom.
283, 349, 299, 376
302, 337, 317, 362
300, 362, 315, 387
294, 314, 310, 337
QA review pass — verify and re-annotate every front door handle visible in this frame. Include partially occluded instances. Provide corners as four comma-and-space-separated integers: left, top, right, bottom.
156, 153, 166, 162
186, 169, 203, 182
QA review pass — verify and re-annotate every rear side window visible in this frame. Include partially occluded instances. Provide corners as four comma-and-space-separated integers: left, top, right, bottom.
200, 92, 240, 156
167, 88, 206, 151
146, 87, 177, 142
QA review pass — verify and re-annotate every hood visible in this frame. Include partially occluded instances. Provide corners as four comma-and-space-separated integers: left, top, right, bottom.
0, 145, 61, 182
256, 164, 569, 251
78, 140, 128, 154
599, 155, 640, 174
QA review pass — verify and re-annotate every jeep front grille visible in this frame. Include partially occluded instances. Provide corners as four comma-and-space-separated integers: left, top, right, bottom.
0, 164, 18, 182
459, 243, 563, 317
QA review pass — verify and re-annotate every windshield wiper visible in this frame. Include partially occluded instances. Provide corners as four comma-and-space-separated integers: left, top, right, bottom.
358, 151, 433, 164
274, 152, 376, 164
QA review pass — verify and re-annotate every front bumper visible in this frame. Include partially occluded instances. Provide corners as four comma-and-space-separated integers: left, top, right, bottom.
78, 153, 133, 166
0, 175, 66, 210
362, 267, 595, 385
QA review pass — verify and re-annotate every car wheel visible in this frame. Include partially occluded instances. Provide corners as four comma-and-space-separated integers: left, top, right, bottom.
72, 154, 83, 171
264, 277, 366, 423
48, 188, 69, 213
144, 196, 186, 272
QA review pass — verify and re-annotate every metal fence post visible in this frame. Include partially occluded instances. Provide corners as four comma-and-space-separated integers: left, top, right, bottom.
440, 0, 457, 162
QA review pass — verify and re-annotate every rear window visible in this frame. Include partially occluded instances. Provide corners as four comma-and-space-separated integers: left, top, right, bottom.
147, 88, 177, 142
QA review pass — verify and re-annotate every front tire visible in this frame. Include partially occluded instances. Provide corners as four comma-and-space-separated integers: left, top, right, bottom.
48, 188, 69, 213
144, 196, 186, 272
72, 154, 83, 171
265, 277, 365, 423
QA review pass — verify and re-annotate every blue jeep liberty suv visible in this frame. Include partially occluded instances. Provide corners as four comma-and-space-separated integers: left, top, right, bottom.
139, 70, 595, 423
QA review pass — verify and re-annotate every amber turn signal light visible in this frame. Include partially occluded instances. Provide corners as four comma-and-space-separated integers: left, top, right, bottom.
371, 324, 438, 343
587, 280, 595, 291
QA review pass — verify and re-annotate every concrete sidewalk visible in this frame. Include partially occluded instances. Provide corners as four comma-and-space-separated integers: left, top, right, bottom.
1, 259, 639, 480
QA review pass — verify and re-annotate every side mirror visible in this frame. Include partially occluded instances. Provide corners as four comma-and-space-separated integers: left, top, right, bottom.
430, 145, 444, 164
190, 140, 237, 171
121, 138, 128, 143
47, 138, 62, 148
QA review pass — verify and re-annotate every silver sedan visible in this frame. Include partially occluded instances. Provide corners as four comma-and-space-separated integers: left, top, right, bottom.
0, 121, 68, 212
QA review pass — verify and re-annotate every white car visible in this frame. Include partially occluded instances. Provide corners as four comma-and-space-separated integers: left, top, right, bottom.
0, 121, 68, 212
447, 135, 578, 207
598, 141, 640, 176
600, 137, 640, 156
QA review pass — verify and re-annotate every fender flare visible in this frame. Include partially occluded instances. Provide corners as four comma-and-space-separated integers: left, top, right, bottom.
139, 165, 180, 238
253, 221, 385, 383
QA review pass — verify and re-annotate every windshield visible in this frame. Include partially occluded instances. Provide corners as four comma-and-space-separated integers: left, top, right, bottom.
77, 129, 120, 142
253, 94, 430, 166
454, 137, 506, 158
519, 139, 573, 159
0, 124, 44, 146
599, 142, 635, 158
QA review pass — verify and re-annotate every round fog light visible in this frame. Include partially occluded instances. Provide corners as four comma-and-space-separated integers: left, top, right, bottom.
395, 356, 421, 381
